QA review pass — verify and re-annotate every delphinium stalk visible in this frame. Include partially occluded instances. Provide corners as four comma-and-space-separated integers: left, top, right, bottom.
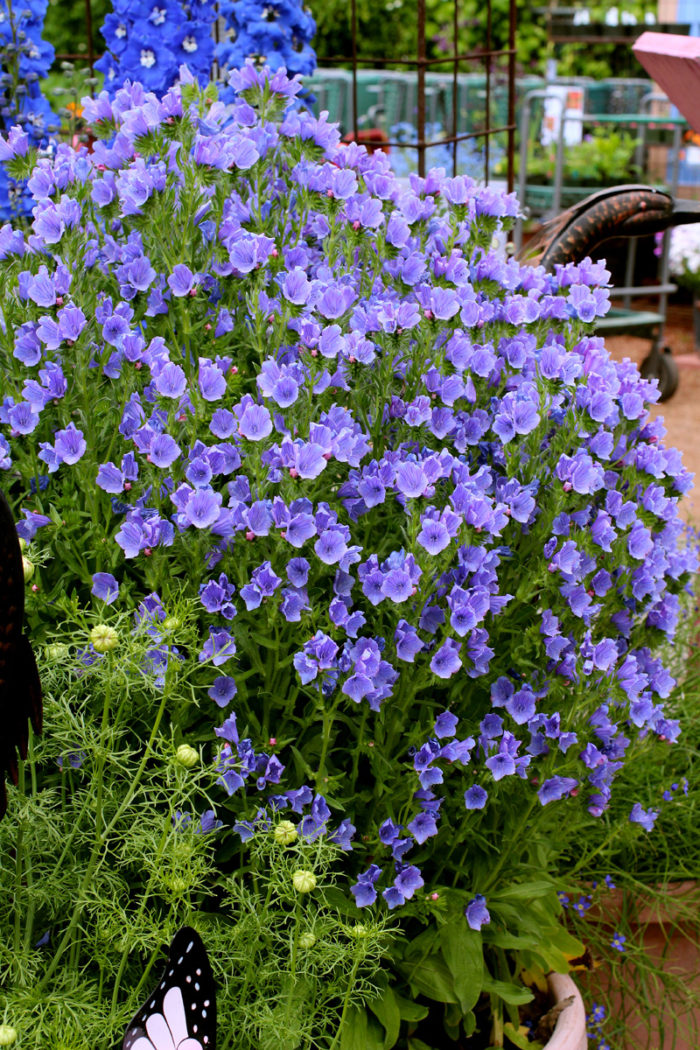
0, 0, 56, 218
97, 0, 218, 95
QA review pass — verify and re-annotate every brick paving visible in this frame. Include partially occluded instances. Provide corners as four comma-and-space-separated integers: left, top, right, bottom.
605, 303, 700, 523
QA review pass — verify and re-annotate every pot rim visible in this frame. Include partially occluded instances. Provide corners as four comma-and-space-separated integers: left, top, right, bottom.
544, 973, 588, 1050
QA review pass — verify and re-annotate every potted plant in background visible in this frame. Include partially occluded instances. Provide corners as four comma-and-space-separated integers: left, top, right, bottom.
0, 65, 696, 1049
668, 223, 700, 352
560, 610, 700, 1050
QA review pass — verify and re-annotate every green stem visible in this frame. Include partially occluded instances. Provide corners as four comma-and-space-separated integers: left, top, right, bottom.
328, 953, 362, 1050
36, 686, 169, 993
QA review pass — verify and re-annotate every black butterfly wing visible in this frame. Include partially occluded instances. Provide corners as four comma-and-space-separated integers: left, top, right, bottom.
122, 927, 217, 1050
0, 489, 42, 818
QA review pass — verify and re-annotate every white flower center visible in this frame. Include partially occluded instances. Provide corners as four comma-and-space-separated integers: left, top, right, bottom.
150, 6, 167, 24
140, 49, 156, 68
182, 35, 198, 52
115, 23, 126, 37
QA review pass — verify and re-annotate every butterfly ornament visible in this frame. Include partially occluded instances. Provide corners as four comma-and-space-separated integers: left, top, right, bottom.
0, 489, 42, 818
122, 927, 217, 1050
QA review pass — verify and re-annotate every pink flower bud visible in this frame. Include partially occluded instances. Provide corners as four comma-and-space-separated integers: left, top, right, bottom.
271, 247, 278, 257
352, 220, 360, 230
56, 296, 64, 307
289, 468, 299, 478
188, 288, 197, 297
563, 481, 572, 492
31, 583, 39, 592
205, 322, 212, 330
124, 481, 132, 491
430, 892, 440, 900
423, 309, 433, 320
269, 737, 277, 745
230, 366, 238, 374
245, 530, 255, 541
144, 548, 152, 556
310, 348, 318, 357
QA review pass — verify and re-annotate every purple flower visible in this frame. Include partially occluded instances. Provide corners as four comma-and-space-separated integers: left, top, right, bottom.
464, 785, 488, 810
538, 776, 578, 805
199, 360, 227, 401
351, 864, 382, 907
408, 811, 438, 844
91, 573, 119, 605
238, 403, 272, 441
629, 803, 659, 832
54, 424, 86, 465
434, 711, 458, 738
465, 894, 491, 930
281, 267, 310, 305
417, 518, 451, 555
208, 676, 237, 707
395, 461, 427, 499
155, 363, 187, 399
199, 627, 237, 666
168, 264, 195, 297
185, 489, 223, 529
150, 434, 181, 468
430, 639, 462, 679
8, 402, 40, 435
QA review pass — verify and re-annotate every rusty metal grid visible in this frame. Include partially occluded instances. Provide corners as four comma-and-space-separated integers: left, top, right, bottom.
54, 0, 516, 189
320, 0, 517, 187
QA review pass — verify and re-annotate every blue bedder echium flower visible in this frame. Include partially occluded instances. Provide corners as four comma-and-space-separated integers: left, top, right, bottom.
0, 64, 697, 924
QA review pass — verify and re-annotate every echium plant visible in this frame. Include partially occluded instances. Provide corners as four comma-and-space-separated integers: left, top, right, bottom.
0, 0, 57, 219
96, 0, 218, 94
216, 0, 316, 86
0, 64, 696, 1045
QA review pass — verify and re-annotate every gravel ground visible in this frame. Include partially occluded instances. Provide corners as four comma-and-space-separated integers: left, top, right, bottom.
604, 302, 700, 524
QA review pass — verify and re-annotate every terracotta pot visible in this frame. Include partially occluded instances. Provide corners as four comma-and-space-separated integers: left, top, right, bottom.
544, 973, 588, 1050
581, 881, 700, 1050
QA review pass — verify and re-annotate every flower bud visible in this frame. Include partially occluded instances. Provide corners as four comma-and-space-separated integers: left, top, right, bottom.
163, 616, 180, 631
175, 744, 199, 768
90, 624, 118, 653
349, 922, 369, 939
299, 931, 316, 949
45, 642, 68, 662
273, 820, 298, 846
167, 876, 188, 895
22, 556, 34, 581
292, 869, 317, 894
0, 1027, 17, 1046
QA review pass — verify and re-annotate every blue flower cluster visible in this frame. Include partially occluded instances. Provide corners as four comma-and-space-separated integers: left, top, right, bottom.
97, 0, 217, 94
0, 0, 57, 218
216, 0, 316, 91
388, 121, 504, 181
1, 64, 696, 924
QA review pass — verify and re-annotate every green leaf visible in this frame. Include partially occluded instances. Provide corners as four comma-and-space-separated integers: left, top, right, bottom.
407, 1040, 434, 1050
439, 921, 483, 1014
340, 1006, 368, 1050
368, 984, 401, 1049
504, 1022, 544, 1050
493, 881, 555, 901
394, 993, 429, 1023
398, 957, 458, 1004
482, 977, 534, 1007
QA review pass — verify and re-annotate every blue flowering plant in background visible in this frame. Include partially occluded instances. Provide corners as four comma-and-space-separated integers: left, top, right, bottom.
97, 0, 218, 94
216, 0, 316, 98
0, 62, 697, 1046
0, 0, 57, 218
